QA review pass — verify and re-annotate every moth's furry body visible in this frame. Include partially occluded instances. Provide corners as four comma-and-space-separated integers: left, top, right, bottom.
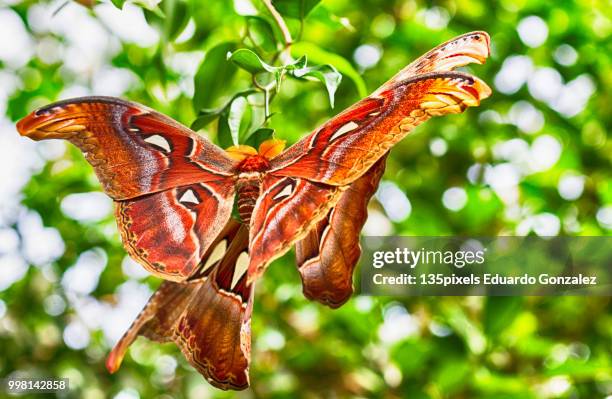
234, 155, 273, 224
235, 173, 263, 224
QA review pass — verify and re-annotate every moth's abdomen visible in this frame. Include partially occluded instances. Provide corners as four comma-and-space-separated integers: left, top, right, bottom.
236, 175, 261, 225
234, 154, 271, 225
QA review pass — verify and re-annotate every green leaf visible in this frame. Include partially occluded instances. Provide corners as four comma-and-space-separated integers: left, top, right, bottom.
193, 42, 238, 112
133, 0, 162, 11
245, 128, 275, 148
190, 109, 220, 131
293, 64, 342, 107
291, 41, 367, 97
228, 49, 306, 74
286, 55, 307, 70
231, 201, 243, 223
191, 89, 257, 131
246, 16, 277, 53
545, 359, 610, 378
244, 92, 267, 137
228, 49, 307, 94
272, 0, 321, 19
227, 48, 273, 74
217, 114, 232, 149
484, 297, 523, 338
143, 0, 187, 41
391, 340, 433, 376
253, 71, 276, 89
109, 0, 126, 9
162, 0, 190, 41
228, 97, 248, 146
433, 359, 471, 395
307, 4, 355, 31
444, 303, 487, 355
150, 48, 168, 87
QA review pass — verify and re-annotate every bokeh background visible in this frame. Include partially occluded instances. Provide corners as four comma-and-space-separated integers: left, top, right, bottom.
0, 0, 610, 398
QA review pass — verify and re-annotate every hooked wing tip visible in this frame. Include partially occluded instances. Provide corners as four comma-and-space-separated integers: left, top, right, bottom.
463, 31, 491, 63
473, 76, 493, 100
460, 75, 492, 105
105, 349, 124, 374
16, 105, 87, 140
15, 111, 42, 138
16, 96, 140, 140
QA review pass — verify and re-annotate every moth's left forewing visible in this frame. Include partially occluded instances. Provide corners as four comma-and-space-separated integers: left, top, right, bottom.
18, 97, 239, 282
17, 97, 235, 200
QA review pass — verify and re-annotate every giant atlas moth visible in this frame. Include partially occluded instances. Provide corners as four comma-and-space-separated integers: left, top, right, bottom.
16, 31, 492, 390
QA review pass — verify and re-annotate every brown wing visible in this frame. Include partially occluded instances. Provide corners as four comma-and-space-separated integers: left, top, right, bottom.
17, 96, 235, 200
174, 224, 253, 390
393, 31, 490, 81
106, 219, 243, 367
247, 176, 344, 282
248, 31, 491, 281
17, 97, 238, 281
252, 70, 489, 280
268, 72, 490, 186
264, 32, 490, 295
106, 280, 201, 372
268, 31, 491, 186
295, 155, 387, 308
107, 221, 254, 390
115, 180, 234, 281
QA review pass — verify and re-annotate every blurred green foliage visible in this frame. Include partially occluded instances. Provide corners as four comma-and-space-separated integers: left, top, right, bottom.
0, 0, 610, 398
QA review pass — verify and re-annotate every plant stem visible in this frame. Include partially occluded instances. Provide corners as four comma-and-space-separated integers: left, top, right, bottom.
263, 89, 270, 118
261, 0, 292, 47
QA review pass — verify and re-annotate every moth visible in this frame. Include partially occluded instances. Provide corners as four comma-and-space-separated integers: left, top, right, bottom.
16, 31, 491, 390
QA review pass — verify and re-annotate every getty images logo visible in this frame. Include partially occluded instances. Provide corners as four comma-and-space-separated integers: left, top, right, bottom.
372, 244, 486, 269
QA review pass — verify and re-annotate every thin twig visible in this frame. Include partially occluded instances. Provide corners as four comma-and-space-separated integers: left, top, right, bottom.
263, 89, 270, 118
261, 0, 292, 47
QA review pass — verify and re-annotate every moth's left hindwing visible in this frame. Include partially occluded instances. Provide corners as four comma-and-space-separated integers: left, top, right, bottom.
107, 221, 253, 391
